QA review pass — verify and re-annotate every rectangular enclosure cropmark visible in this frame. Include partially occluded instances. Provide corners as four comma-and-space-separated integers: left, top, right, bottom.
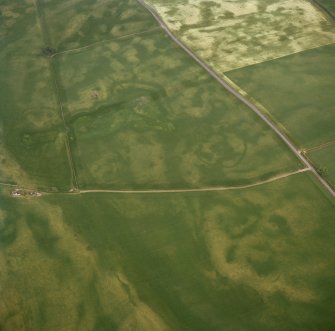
54, 29, 301, 190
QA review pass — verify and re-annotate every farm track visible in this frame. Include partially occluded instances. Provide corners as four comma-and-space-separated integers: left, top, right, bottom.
135, 0, 335, 198
2, 169, 310, 195
75, 169, 310, 194
306, 139, 335, 153
33, 0, 79, 190
51, 27, 161, 57
0, 182, 17, 187
48, 61, 79, 189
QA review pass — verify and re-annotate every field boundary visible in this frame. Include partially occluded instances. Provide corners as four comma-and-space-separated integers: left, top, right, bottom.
309, 0, 335, 21
305, 139, 335, 153
224, 42, 335, 74
34, 0, 79, 190
221, 75, 295, 143
52, 27, 161, 58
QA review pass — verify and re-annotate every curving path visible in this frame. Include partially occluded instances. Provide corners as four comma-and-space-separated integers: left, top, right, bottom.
76, 169, 309, 194
136, 0, 335, 198
3, 170, 309, 196
1, 170, 309, 194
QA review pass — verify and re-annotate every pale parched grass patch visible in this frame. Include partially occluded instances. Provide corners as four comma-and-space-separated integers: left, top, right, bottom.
146, 0, 335, 72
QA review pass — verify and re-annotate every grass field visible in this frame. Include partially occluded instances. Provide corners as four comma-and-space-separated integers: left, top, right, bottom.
1, 173, 335, 330
37, 0, 158, 51
147, 0, 335, 72
0, 0, 72, 190
54, 29, 301, 189
226, 43, 335, 149
308, 143, 335, 187
2, 0, 335, 330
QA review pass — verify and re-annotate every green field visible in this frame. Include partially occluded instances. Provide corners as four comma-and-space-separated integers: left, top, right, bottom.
55, 29, 301, 189
1, 173, 335, 330
2, 0, 335, 330
0, 0, 303, 191
0, 0, 72, 190
37, 0, 158, 51
308, 143, 335, 187
226, 43, 335, 149
147, 0, 335, 72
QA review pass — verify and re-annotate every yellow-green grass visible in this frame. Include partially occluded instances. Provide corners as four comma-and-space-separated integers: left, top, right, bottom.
226, 43, 335, 149
1, 0, 44, 57
146, 0, 335, 72
54, 30, 302, 189
1, 173, 335, 330
0, 0, 72, 190
37, 0, 158, 51
308, 143, 335, 188
2, 1, 335, 331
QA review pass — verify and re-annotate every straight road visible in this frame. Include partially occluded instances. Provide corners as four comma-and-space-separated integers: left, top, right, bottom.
136, 0, 335, 198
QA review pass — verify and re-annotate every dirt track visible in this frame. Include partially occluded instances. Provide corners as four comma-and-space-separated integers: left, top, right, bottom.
76, 169, 310, 194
